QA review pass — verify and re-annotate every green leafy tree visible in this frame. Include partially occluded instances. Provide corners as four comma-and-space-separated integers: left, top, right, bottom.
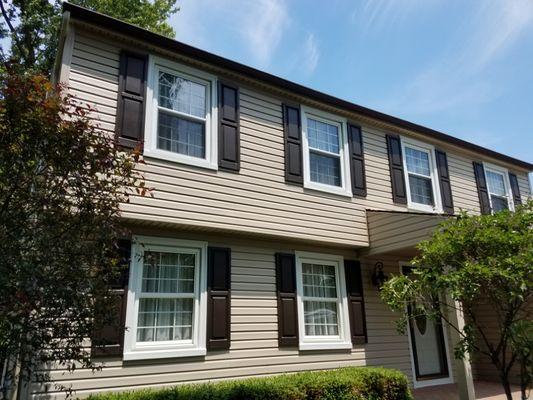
0, 0, 178, 74
381, 201, 533, 400
0, 70, 146, 398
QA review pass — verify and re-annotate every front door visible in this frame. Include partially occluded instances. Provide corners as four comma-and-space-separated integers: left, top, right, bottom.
402, 265, 452, 387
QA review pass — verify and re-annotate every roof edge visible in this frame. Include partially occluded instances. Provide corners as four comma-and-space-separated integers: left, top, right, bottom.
62, 2, 533, 171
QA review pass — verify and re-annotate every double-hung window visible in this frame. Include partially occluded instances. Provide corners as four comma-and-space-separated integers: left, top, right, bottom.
484, 164, 513, 212
144, 56, 218, 169
301, 107, 352, 196
401, 138, 442, 213
295, 252, 351, 350
124, 236, 207, 360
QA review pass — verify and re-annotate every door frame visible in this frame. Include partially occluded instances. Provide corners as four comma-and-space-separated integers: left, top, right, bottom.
399, 262, 454, 388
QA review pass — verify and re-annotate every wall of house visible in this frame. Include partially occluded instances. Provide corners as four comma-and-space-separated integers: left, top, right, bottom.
32, 231, 416, 399
64, 25, 531, 252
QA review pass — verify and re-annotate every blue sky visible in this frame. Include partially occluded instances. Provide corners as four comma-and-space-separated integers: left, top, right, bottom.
171, 0, 533, 175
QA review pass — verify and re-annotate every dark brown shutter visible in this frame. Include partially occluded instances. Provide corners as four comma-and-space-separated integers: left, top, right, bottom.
283, 104, 303, 184
386, 134, 407, 204
508, 173, 522, 206
473, 162, 491, 214
116, 52, 147, 148
276, 253, 298, 346
347, 123, 367, 197
91, 239, 131, 357
218, 83, 240, 171
207, 247, 231, 350
344, 260, 367, 345
435, 150, 454, 214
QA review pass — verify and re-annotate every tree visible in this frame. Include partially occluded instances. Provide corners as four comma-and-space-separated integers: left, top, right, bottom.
0, 0, 178, 74
0, 70, 146, 398
381, 201, 532, 400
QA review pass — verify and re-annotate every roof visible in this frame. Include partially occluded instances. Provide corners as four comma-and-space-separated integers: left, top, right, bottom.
62, 2, 533, 171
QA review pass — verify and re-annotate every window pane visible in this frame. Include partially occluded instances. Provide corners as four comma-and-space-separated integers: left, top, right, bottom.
310, 152, 341, 187
159, 72, 206, 118
158, 112, 205, 158
302, 263, 337, 298
408, 175, 434, 206
486, 171, 507, 196
137, 298, 193, 342
491, 195, 509, 212
142, 251, 195, 294
307, 118, 340, 154
304, 301, 338, 336
405, 147, 431, 176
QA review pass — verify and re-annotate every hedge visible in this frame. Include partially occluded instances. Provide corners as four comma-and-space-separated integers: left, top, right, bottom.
88, 367, 413, 400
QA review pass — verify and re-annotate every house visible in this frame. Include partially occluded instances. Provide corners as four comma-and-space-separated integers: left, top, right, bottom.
42, 2, 533, 398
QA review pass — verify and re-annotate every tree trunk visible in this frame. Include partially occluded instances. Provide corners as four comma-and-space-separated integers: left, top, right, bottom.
500, 372, 513, 400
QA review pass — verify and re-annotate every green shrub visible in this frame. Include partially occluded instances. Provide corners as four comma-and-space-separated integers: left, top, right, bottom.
88, 367, 412, 400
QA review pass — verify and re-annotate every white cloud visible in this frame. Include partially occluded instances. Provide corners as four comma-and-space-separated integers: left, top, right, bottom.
239, 0, 289, 67
173, 0, 290, 68
299, 32, 319, 76
378, 0, 533, 116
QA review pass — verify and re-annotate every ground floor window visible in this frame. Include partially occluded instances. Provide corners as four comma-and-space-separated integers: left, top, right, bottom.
123, 236, 208, 360
295, 252, 351, 350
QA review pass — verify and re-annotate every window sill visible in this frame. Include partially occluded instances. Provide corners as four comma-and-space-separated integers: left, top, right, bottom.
299, 341, 352, 351
303, 181, 352, 198
407, 203, 443, 214
143, 148, 217, 170
123, 347, 207, 361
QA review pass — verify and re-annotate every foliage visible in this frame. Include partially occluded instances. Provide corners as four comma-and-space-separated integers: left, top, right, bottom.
0, 70, 145, 397
87, 367, 413, 400
381, 200, 533, 400
510, 320, 532, 398
0, 0, 178, 74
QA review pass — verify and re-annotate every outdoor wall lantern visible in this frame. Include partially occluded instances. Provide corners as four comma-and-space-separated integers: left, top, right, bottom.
371, 262, 388, 289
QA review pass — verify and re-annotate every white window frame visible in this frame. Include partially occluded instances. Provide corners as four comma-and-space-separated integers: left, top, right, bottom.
483, 162, 514, 212
295, 251, 352, 350
301, 106, 352, 197
401, 137, 443, 213
123, 236, 208, 361
144, 55, 218, 170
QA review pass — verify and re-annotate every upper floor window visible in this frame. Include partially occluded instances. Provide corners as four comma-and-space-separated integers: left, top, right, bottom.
401, 138, 442, 213
484, 164, 513, 212
301, 107, 352, 196
124, 236, 207, 360
144, 56, 218, 169
295, 252, 352, 350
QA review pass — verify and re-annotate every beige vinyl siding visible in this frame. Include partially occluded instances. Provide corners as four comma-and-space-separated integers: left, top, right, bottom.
66, 27, 532, 252
32, 233, 416, 399
366, 212, 449, 256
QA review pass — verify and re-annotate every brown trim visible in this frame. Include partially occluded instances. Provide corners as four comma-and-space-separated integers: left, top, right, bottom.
218, 82, 240, 171
435, 150, 454, 215
62, 2, 532, 171
508, 172, 522, 206
116, 51, 148, 149
386, 134, 408, 204
347, 123, 367, 197
473, 162, 492, 215
282, 104, 303, 184
206, 247, 231, 350
91, 239, 131, 357
275, 253, 299, 347
344, 260, 367, 345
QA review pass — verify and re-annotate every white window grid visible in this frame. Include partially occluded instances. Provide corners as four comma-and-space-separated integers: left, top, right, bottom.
483, 163, 514, 212
401, 137, 443, 213
295, 252, 352, 350
144, 56, 218, 170
301, 106, 352, 197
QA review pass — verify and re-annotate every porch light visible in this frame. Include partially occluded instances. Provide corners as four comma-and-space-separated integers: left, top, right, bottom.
371, 262, 388, 289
